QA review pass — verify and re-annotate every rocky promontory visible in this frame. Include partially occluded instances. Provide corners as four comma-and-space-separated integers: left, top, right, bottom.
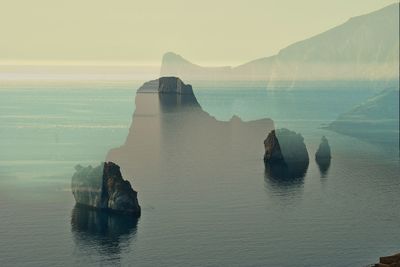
373, 252, 400, 267
71, 162, 141, 216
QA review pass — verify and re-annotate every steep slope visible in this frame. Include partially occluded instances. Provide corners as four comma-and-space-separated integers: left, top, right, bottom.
328, 87, 399, 144
161, 4, 399, 83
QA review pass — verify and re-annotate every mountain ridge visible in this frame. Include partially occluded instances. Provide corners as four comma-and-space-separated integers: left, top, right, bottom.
161, 3, 399, 83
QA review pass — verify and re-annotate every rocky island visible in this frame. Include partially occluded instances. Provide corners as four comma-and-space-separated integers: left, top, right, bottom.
315, 136, 331, 160
263, 128, 309, 179
71, 162, 141, 216
315, 136, 332, 176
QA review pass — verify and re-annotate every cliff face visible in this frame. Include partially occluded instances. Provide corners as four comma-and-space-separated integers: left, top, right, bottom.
138, 76, 195, 95
263, 130, 284, 163
107, 77, 274, 185
71, 162, 141, 216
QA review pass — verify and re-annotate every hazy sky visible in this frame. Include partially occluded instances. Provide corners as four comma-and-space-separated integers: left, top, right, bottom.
0, 0, 398, 66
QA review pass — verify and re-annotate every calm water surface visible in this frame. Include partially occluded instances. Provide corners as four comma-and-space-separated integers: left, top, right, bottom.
0, 81, 398, 267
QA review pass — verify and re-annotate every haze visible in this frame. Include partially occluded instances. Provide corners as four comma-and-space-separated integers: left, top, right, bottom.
0, 0, 398, 66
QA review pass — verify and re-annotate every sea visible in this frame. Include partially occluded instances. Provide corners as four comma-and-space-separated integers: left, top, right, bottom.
0, 76, 399, 267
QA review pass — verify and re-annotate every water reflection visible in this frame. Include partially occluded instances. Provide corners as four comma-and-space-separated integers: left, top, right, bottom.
71, 204, 138, 256
316, 157, 331, 177
264, 161, 308, 181
264, 162, 307, 203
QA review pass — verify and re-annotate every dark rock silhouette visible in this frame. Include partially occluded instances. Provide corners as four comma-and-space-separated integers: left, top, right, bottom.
264, 128, 309, 164
315, 136, 332, 176
138, 76, 195, 95
263, 130, 284, 162
373, 252, 400, 267
315, 136, 331, 160
71, 162, 141, 216
263, 128, 309, 179
107, 77, 274, 190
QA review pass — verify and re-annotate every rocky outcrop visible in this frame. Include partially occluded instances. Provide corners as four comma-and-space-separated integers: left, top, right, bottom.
315, 136, 332, 176
71, 162, 141, 216
264, 128, 309, 164
315, 136, 331, 160
138, 76, 195, 95
263, 130, 284, 163
263, 128, 309, 179
374, 252, 400, 267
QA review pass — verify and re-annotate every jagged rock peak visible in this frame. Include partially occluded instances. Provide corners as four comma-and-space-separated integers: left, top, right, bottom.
137, 77, 194, 95
71, 162, 141, 216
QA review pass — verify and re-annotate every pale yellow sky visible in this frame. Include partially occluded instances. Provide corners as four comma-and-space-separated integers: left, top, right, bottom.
0, 0, 398, 66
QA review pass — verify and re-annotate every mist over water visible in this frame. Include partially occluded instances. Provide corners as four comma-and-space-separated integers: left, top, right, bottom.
0, 80, 398, 266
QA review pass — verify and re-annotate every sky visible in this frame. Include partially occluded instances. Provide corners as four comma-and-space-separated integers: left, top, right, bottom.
0, 0, 398, 66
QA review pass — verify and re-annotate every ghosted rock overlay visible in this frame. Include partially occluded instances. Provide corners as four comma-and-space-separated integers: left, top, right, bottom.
107, 77, 274, 187
328, 88, 399, 147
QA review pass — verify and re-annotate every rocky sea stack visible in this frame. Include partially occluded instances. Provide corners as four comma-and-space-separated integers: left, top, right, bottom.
263, 128, 309, 179
71, 162, 141, 216
315, 136, 332, 175
315, 136, 331, 160
264, 128, 309, 164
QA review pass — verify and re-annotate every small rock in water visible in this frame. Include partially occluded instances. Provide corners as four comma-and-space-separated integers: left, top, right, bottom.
315, 136, 331, 160
71, 162, 141, 216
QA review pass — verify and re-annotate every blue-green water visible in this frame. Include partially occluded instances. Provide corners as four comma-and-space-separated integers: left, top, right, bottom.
0, 81, 398, 266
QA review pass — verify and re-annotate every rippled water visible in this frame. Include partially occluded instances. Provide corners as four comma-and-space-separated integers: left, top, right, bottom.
0, 81, 398, 267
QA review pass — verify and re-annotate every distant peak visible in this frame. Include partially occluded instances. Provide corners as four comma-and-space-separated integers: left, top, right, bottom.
162, 52, 191, 64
